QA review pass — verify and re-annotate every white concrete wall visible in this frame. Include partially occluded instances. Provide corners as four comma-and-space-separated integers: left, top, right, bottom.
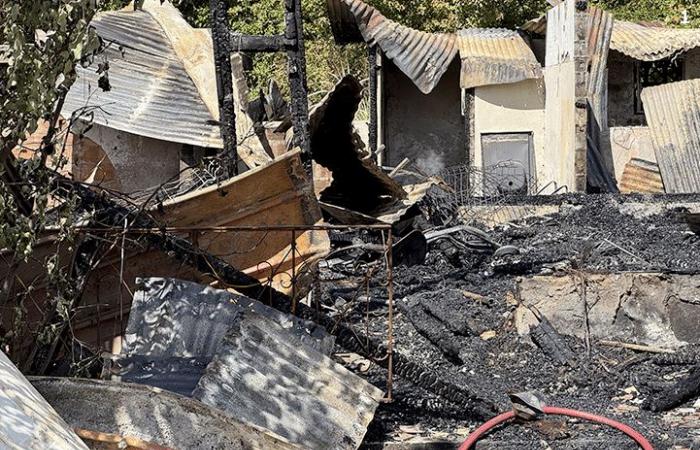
473, 79, 546, 191
84, 125, 182, 193
543, 62, 578, 192
610, 126, 656, 181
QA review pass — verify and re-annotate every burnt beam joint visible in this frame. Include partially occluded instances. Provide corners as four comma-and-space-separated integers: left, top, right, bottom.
210, 0, 239, 176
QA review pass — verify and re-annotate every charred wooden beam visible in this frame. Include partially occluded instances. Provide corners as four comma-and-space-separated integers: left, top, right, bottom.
644, 364, 700, 412
285, 0, 311, 161
209, 0, 238, 175
529, 307, 575, 365
228, 34, 289, 53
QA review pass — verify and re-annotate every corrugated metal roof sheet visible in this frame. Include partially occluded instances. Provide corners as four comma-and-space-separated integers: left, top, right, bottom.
619, 158, 665, 194
522, 14, 700, 62
457, 28, 542, 89
326, 0, 363, 45
63, 10, 222, 148
611, 21, 700, 61
641, 79, 700, 193
328, 0, 458, 94
193, 309, 383, 450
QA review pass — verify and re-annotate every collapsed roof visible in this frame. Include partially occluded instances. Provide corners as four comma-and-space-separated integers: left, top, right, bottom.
523, 15, 700, 61
63, 8, 222, 149
326, 0, 542, 94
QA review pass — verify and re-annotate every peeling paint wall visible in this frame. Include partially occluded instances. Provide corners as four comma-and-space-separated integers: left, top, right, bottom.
610, 126, 656, 181
383, 59, 466, 175
472, 79, 545, 191
81, 125, 182, 193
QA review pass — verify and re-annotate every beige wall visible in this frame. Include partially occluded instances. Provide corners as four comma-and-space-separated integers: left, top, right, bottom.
81, 125, 182, 194
473, 78, 546, 192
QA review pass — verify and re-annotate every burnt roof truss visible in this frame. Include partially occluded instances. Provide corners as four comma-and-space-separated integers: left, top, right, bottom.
209, 0, 311, 175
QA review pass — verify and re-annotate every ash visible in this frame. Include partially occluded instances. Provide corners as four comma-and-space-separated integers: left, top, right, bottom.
321, 194, 700, 448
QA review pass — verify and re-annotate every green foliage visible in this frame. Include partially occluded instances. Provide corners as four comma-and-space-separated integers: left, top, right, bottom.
592, 0, 700, 27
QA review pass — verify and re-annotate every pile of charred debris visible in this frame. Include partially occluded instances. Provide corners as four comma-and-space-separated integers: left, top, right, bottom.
3, 73, 700, 450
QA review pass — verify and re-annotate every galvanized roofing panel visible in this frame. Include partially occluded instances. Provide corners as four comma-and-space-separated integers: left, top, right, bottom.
642, 79, 700, 193
522, 13, 700, 62
193, 309, 384, 450
611, 21, 700, 61
457, 28, 542, 89
331, 0, 458, 94
63, 10, 222, 148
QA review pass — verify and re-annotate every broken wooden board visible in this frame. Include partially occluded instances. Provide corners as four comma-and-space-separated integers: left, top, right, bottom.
0, 351, 88, 450
193, 309, 384, 449
515, 273, 700, 349
31, 377, 298, 449
153, 148, 330, 295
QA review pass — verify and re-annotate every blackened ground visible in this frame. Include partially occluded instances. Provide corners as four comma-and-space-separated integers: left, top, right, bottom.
321, 194, 700, 448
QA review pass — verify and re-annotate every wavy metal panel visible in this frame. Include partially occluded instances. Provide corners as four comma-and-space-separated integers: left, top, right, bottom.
457, 28, 542, 89
611, 21, 700, 61
193, 309, 384, 449
642, 79, 700, 193
619, 158, 665, 194
524, 15, 700, 62
63, 10, 222, 148
328, 0, 458, 94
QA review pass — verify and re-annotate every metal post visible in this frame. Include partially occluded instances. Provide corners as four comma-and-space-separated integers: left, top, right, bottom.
385, 229, 394, 401
368, 45, 378, 157
210, 0, 239, 176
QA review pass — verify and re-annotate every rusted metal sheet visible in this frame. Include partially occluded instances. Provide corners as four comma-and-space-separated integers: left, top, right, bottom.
525, 14, 700, 62
62, 10, 221, 149
31, 377, 298, 449
619, 158, 665, 194
611, 20, 700, 61
327, 0, 458, 94
0, 351, 89, 450
457, 28, 542, 89
154, 149, 330, 293
326, 0, 362, 44
641, 79, 700, 193
309, 75, 407, 222
193, 308, 384, 449
586, 7, 617, 191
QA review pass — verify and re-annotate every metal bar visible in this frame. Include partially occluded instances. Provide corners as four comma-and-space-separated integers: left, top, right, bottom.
291, 229, 297, 314
368, 45, 378, 156
285, 0, 311, 165
209, 0, 239, 175
385, 229, 394, 402
73, 224, 392, 232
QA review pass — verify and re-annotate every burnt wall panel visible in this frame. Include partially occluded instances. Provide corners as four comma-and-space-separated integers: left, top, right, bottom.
383, 59, 466, 175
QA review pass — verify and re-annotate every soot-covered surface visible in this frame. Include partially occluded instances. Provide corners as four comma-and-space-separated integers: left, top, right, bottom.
321, 194, 700, 448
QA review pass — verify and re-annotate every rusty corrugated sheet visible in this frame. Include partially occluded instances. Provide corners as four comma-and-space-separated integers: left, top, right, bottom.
521, 14, 547, 35
456, 28, 542, 89
327, 0, 458, 94
586, 7, 617, 192
326, 0, 363, 44
523, 14, 700, 62
642, 79, 700, 193
619, 158, 665, 194
611, 20, 700, 61
62, 10, 222, 149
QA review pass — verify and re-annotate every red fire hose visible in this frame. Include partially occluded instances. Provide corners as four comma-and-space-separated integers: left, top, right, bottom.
459, 406, 654, 450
